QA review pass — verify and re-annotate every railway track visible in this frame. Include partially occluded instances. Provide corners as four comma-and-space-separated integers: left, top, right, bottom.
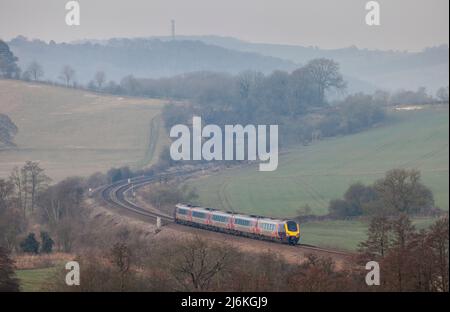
98, 175, 174, 224
96, 170, 353, 258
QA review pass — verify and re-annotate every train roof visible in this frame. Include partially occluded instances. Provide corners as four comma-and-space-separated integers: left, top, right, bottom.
176, 203, 199, 209
257, 217, 285, 224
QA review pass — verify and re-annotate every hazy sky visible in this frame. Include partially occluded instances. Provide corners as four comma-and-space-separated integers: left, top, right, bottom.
0, 0, 448, 51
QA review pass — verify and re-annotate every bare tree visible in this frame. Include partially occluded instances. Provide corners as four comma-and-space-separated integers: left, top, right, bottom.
427, 217, 449, 291
288, 254, 352, 291
374, 169, 434, 215
304, 58, 346, 104
94, 70, 106, 90
110, 242, 132, 291
359, 216, 391, 258
10, 162, 49, 217
59, 65, 76, 87
0, 178, 25, 252
9, 166, 26, 217
171, 237, 231, 291
22, 161, 50, 213
436, 86, 449, 103
38, 177, 83, 227
0, 179, 14, 215
25, 61, 44, 81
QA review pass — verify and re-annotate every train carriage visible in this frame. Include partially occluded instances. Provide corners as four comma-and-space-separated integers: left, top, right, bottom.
175, 204, 192, 223
257, 218, 282, 240
210, 211, 233, 230
232, 214, 258, 236
189, 207, 210, 226
174, 203, 300, 245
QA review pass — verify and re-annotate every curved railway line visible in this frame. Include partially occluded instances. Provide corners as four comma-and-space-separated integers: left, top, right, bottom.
95, 171, 353, 258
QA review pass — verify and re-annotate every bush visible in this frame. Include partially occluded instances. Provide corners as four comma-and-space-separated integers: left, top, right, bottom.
329, 169, 436, 218
20, 233, 40, 254
107, 166, 133, 183
143, 183, 198, 210
329, 183, 378, 218
0, 247, 20, 291
40, 232, 54, 253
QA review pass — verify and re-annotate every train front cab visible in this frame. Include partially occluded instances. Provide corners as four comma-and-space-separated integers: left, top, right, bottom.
281, 220, 300, 245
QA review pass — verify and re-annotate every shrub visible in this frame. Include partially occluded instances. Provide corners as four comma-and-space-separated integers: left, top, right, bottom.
40, 231, 54, 253
20, 233, 40, 254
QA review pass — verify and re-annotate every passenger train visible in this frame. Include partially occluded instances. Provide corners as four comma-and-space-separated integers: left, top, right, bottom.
174, 203, 301, 245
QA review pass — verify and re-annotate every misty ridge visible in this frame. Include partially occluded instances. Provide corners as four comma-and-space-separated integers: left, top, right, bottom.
7, 35, 449, 94
8, 36, 294, 84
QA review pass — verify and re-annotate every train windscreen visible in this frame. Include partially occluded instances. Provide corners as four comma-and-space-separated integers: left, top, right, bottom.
286, 221, 298, 231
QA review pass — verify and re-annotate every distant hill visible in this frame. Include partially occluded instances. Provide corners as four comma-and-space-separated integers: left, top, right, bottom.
165, 35, 450, 93
7, 35, 448, 95
7, 36, 296, 84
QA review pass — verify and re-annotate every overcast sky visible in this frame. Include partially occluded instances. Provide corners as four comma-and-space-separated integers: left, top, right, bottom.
0, 0, 448, 51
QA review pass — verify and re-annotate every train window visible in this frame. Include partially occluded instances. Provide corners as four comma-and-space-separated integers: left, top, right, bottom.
212, 215, 227, 222
261, 223, 275, 231
192, 211, 206, 218
287, 221, 297, 231
235, 219, 250, 226
177, 209, 187, 215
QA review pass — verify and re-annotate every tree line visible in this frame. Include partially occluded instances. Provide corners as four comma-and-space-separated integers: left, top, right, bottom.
2, 214, 446, 292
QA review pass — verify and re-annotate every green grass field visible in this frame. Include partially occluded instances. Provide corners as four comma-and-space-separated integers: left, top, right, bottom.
190, 106, 449, 250
0, 80, 167, 181
300, 217, 439, 251
192, 106, 449, 217
15, 267, 59, 292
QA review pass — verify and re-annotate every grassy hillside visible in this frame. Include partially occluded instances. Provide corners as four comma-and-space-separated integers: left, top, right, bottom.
0, 79, 166, 181
191, 105, 449, 218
